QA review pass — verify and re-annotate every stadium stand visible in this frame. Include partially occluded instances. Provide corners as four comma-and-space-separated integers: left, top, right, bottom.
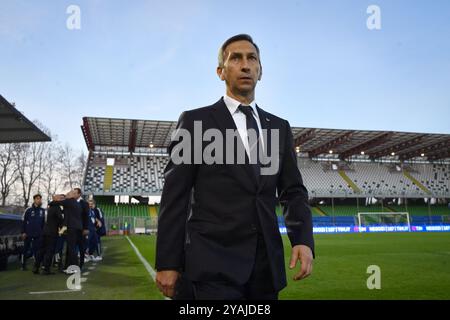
84, 154, 169, 194
94, 202, 160, 218
84, 154, 450, 199
80, 117, 450, 232
388, 204, 449, 216
312, 203, 449, 216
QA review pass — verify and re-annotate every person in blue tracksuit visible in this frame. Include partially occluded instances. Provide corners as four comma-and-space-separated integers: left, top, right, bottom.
21, 194, 45, 270
85, 201, 99, 260
85, 199, 106, 261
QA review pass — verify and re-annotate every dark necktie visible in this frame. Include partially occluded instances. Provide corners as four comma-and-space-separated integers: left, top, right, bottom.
238, 104, 261, 178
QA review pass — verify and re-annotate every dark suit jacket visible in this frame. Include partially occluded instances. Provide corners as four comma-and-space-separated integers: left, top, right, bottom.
79, 199, 89, 231
43, 202, 64, 236
54, 198, 89, 231
155, 97, 314, 292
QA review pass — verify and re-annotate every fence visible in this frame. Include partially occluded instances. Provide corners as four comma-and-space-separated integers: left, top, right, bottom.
105, 216, 158, 235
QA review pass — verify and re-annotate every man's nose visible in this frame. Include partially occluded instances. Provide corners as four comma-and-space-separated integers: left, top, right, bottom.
240, 58, 251, 72
241, 65, 250, 73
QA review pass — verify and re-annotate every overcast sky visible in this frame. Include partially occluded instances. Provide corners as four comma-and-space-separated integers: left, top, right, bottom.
1, 0, 449, 152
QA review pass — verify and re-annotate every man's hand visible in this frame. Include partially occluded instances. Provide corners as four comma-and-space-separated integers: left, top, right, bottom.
65, 190, 76, 199
82, 229, 89, 236
156, 270, 180, 298
21, 233, 27, 240
289, 244, 313, 281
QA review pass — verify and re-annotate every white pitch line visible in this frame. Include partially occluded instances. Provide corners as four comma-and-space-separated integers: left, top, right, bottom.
125, 236, 171, 300
83, 272, 90, 276
29, 289, 81, 295
88, 267, 95, 270
125, 236, 156, 280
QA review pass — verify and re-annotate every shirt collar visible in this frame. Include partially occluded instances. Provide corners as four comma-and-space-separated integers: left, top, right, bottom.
223, 94, 259, 119
77, 197, 82, 202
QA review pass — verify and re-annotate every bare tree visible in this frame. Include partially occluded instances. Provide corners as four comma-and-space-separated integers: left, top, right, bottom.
0, 144, 19, 206
13, 141, 49, 208
2, 116, 88, 206
59, 144, 74, 189
40, 137, 64, 203
57, 143, 87, 197
75, 150, 87, 188
13, 120, 51, 207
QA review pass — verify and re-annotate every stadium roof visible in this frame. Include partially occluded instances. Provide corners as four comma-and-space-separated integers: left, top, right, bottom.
0, 94, 51, 143
81, 116, 450, 161
81, 117, 177, 152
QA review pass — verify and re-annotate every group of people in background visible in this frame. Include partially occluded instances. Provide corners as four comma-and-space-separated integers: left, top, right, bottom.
21, 188, 106, 275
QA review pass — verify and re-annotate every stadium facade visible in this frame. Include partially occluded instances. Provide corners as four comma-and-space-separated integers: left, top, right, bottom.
80, 116, 450, 234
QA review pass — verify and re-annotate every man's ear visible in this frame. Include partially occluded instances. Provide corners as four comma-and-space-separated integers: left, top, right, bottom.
258, 65, 263, 81
217, 66, 225, 81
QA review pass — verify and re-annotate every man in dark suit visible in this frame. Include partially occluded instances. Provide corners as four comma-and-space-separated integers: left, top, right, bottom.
155, 34, 314, 300
53, 188, 89, 271
32, 194, 64, 275
73, 188, 90, 267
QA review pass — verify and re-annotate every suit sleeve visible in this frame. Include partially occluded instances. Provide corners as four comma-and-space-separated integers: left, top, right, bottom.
81, 201, 89, 230
57, 208, 64, 227
41, 209, 46, 229
52, 199, 71, 207
155, 111, 197, 272
277, 120, 315, 257
52, 200, 71, 227
94, 208, 101, 220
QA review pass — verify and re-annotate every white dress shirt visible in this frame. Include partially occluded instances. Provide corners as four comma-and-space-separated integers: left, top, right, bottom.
223, 94, 264, 159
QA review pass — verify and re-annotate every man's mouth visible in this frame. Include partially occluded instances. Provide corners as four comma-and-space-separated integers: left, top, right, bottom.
239, 76, 252, 81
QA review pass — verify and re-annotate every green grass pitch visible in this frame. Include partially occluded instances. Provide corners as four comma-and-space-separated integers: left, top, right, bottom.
0, 232, 449, 299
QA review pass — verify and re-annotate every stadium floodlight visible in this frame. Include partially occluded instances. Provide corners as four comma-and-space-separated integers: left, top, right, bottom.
357, 212, 411, 232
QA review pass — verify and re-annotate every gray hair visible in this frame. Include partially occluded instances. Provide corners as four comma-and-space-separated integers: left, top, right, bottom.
218, 34, 261, 68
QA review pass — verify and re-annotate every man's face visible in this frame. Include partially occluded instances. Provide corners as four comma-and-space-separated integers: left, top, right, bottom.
73, 189, 81, 199
34, 197, 42, 207
89, 201, 95, 209
217, 40, 261, 96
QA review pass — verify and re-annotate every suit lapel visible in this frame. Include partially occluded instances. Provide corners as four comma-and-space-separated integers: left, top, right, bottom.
209, 98, 258, 191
